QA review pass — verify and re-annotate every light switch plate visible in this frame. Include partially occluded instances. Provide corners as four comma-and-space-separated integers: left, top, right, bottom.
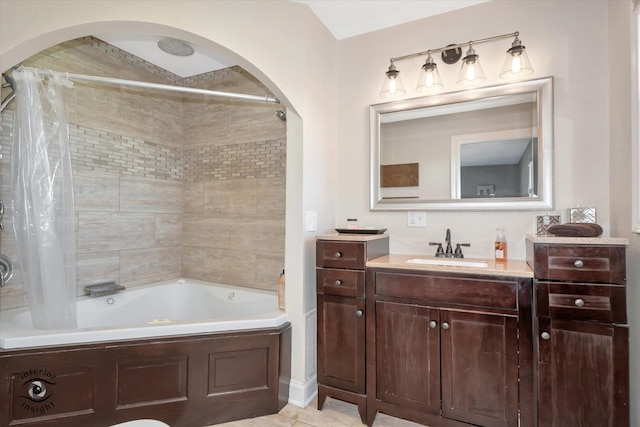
408, 211, 427, 227
305, 211, 317, 231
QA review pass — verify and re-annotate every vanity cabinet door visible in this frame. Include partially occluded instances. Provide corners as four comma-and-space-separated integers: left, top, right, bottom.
536, 319, 629, 427
317, 294, 366, 393
440, 310, 519, 427
375, 301, 440, 415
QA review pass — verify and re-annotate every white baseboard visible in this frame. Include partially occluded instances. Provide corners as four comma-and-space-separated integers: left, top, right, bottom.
288, 376, 317, 408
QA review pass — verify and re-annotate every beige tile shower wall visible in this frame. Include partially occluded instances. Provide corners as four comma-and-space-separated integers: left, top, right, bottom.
0, 37, 286, 310
182, 67, 286, 291
0, 37, 185, 309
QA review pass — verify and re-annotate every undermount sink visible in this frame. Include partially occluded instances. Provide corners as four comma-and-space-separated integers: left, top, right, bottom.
406, 258, 489, 268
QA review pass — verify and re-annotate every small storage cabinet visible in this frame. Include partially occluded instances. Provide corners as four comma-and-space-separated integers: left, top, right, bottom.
316, 234, 388, 424
526, 236, 629, 427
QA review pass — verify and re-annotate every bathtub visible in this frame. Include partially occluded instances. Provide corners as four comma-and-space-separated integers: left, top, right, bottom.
0, 279, 291, 427
0, 278, 288, 349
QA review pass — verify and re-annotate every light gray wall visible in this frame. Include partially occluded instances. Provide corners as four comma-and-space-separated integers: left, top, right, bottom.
607, 2, 638, 426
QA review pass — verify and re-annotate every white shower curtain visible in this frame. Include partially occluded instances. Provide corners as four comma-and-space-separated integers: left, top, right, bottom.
12, 68, 77, 329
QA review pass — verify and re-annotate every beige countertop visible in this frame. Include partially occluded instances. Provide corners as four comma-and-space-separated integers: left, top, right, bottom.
525, 234, 629, 245
366, 254, 534, 278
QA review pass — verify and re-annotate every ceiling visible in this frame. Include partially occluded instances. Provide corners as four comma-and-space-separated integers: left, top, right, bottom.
97, 0, 489, 78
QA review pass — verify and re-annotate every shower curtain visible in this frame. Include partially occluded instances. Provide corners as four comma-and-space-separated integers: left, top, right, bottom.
12, 68, 77, 329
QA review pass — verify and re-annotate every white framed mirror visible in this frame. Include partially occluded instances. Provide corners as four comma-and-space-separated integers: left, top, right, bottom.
370, 77, 553, 211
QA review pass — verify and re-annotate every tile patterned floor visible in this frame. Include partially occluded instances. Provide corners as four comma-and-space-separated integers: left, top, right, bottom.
209, 397, 427, 427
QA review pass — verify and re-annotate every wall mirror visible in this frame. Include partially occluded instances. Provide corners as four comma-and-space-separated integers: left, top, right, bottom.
370, 77, 553, 211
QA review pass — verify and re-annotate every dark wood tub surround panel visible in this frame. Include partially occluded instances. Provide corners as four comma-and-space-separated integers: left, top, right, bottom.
0, 324, 291, 427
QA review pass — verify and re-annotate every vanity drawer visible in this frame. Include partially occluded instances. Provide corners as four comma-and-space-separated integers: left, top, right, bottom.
316, 241, 366, 269
373, 270, 518, 310
537, 281, 626, 324
317, 268, 365, 298
531, 244, 626, 284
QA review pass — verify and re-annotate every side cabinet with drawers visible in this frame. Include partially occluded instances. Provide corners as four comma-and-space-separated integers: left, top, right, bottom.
526, 237, 629, 427
316, 234, 389, 424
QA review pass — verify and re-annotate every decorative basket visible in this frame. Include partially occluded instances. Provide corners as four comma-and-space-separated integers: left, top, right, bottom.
569, 207, 597, 224
536, 215, 561, 235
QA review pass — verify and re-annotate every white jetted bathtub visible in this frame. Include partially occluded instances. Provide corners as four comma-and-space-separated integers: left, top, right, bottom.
0, 278, 289, 349
0, 278, 291, 426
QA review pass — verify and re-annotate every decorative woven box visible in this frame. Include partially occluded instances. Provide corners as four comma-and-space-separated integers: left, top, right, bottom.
536, 215, 561, 235
569, 207, 597, 224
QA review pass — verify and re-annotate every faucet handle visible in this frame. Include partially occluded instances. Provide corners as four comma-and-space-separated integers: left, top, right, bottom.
429, 242, 445, 257
453, 243, 471, 258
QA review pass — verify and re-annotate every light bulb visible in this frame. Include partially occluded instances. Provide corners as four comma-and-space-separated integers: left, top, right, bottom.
511, 56, 522, 73
425, 72, 434, 87
388, 79, 397, 94
466, 63, 476, 81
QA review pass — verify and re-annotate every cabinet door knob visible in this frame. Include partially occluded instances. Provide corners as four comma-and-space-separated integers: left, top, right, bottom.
574, 298, 585, 307
573, 259, 584, 268
356, 310, 363, 317
334, 280, 342, 286
442, 322, 450, 330
429, 321, 437, 329
334, 252, 342, 258
541, 332, 551, 340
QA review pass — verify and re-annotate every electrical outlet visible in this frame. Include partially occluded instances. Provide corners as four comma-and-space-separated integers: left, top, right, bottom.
305, 211, 318, 232
408, 211, 427, 227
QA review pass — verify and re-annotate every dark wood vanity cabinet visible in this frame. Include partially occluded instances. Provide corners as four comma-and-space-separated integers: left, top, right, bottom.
375, 302, 519, 426
367, 269, 532, 427
316, 235, 389, 423
527, 241, 629, 427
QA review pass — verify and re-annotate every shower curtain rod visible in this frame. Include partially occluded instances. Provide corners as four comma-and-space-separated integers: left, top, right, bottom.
25, 68, 281, 104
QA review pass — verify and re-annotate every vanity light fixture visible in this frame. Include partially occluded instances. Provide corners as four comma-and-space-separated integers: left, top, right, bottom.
380, 31, 533, 98
456, 44, 486, 85
416, 53, 444, 93
499, 34, 534, 79
380, 62, 406, 99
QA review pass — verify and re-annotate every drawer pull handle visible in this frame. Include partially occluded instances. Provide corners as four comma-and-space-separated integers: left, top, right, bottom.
574, 259, 584, 268
429, 321, 437, 329
335, 252, 342, 258
541, 332, 551, 340
574, 298, 585, 307
442, 322, 450, 330
334, 280, 342, 286
356, 310, 363, 317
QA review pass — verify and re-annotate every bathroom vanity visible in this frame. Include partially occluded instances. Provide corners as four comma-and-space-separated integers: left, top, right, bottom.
316, 233, 629, 427
365, 254, 534, 427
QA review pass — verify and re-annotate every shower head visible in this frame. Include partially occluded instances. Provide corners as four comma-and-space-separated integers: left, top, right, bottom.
157, 38, 195, 57
275, 109, 286, 122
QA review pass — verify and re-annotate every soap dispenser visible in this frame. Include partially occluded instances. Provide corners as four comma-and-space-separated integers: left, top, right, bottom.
495, 228, 507, 261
